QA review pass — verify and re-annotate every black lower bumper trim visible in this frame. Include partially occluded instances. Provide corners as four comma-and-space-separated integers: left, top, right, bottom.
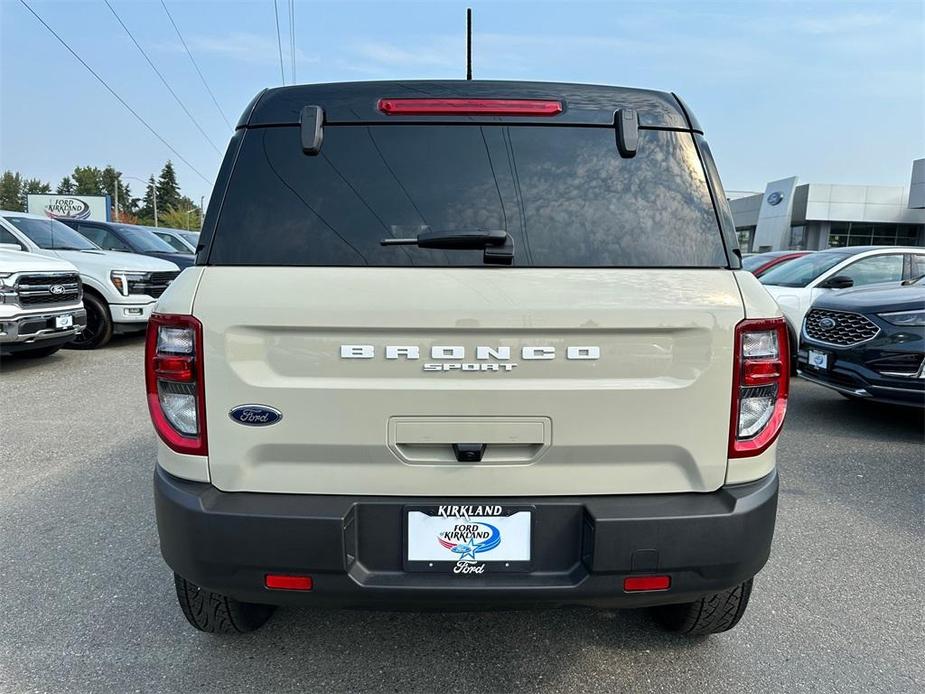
154, 466, 778, 609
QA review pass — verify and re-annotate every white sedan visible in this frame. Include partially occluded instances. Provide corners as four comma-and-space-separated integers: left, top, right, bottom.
759, 245, 925, 350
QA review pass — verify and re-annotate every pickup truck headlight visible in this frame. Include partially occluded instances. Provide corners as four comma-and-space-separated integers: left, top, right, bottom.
110, 271, 150, 297
877, 309, 925, 327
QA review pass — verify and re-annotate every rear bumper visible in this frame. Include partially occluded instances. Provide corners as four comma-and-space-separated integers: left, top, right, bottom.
154, 466, 779, 609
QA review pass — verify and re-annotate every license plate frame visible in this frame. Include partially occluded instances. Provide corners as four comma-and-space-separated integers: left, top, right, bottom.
54, 314, 73, 329
403, 505, 534, 573
807, 349, 830, 371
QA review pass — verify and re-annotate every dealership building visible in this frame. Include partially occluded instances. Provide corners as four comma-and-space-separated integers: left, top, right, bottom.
728, 159, 925, 253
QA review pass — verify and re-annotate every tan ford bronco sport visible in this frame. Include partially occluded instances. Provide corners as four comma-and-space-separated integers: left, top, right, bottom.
148, 81, 788, 635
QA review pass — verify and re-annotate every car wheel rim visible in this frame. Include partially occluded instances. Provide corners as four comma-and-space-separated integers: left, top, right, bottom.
74, 303, 100, 345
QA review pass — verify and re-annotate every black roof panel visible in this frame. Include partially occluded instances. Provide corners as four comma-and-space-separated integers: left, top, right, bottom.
241, 80, 693, 129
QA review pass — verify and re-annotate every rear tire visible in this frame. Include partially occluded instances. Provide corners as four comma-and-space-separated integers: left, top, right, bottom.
68, 293, 112, 350
173, 573, 275, 634
652, 578, 753, 635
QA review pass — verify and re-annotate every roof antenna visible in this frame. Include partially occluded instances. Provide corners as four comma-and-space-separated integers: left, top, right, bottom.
466, 8, 472, 80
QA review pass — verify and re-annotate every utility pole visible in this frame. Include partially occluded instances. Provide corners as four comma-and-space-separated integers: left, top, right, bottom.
113, 182, 119, 222
200, 195, 205, 231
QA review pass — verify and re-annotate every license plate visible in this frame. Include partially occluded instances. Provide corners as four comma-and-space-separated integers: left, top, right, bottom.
405, 506, 532, 573
54, 314, 73, 329
808, 349, 829, 370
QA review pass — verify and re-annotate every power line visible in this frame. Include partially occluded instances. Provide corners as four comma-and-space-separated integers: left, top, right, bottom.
104, 1, 222, 156
289, 0, 296, 84
160, 0, 233, 131
273, 0, 285, 85
18, 0, 212, 185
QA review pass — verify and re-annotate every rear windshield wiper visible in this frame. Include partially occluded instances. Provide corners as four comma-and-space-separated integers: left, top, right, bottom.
380, 229, 514, 265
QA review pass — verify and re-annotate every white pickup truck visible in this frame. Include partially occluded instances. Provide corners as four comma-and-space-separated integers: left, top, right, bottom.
0, 247, 86, 358
0, 211, 180, 349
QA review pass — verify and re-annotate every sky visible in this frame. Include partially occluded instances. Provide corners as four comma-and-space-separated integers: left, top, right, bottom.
1, 0, 923, 206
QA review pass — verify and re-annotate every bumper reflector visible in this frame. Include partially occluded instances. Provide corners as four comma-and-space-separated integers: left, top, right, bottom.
265, 574, 314, 591
624, 575, 671, 592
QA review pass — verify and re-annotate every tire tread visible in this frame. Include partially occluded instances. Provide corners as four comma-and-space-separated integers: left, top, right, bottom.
653, 578, 753, 635
173, 574, 274, 634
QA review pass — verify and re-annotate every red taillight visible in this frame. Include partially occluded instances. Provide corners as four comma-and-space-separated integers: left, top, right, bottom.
153, 355, 194, 382
729, 318, 789, 458
145, 313, 207, 456
624, 575, 671, 592
378, 98, 563, 116
265, 574, 313, 591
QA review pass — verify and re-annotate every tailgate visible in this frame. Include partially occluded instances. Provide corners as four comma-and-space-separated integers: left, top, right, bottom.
196, 267, 742, 495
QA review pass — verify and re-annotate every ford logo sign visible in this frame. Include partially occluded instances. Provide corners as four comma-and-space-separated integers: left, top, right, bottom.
229, 405, 283, 426
767, 191, 784, 206
44, 197, 92, 220
818, 317, 837, 331
49, 284, 66, 295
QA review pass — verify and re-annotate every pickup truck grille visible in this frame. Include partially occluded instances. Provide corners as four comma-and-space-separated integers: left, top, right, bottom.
804, 309, 880, 347
16, 273, 82, 307
128, 271, 179, 298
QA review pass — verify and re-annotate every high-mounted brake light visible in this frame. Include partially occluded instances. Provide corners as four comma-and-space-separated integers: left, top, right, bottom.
145, 313, 207, 456
729, 318, 789, 458
378, 98, 563, 116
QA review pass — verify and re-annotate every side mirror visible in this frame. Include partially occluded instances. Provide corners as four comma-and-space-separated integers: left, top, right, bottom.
0, 242, 23, 252
821, 275, 854, 289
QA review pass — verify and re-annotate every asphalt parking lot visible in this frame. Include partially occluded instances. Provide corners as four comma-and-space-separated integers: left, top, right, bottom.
1, 336, 922, 694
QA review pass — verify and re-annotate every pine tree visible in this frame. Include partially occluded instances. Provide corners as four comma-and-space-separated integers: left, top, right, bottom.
138, 175, 159, 224
57, 176, 76, 194
156, 161, 181, 212
0, 171, 24, 211
71, 166, 104, 195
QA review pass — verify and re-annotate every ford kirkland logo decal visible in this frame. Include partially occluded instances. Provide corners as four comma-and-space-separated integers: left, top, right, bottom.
44, 198, 92, 220
438, 522, 501, 571
229, 405, 282, 426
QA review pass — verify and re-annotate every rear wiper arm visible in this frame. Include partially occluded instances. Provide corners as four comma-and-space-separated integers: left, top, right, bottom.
380, 229, 514, 265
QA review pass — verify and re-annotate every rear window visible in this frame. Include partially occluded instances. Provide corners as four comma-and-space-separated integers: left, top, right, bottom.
209, 125, 726, 267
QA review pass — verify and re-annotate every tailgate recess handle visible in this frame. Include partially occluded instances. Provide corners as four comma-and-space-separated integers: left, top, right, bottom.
389, 417, 551, 466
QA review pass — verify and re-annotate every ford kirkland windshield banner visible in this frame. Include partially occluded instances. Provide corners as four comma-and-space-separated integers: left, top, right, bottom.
27, 194, 111, 222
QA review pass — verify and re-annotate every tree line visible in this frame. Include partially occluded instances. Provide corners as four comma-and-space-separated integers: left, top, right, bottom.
0, 161, 202, 230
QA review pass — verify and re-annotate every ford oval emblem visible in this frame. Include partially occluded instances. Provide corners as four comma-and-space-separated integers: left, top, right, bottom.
229, 405, 283, 426
818, 317, 837, 330
49, 284, 66, 295
767, 191, 784, 206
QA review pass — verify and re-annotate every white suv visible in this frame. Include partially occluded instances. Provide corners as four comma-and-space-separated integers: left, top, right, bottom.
0, 248, 87, 358
0, 211, 180, 349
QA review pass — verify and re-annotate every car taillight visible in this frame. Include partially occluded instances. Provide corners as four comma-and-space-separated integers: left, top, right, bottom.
145, 313, 207, 455
729, 318, 789, 458
377, 98, 563, 116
